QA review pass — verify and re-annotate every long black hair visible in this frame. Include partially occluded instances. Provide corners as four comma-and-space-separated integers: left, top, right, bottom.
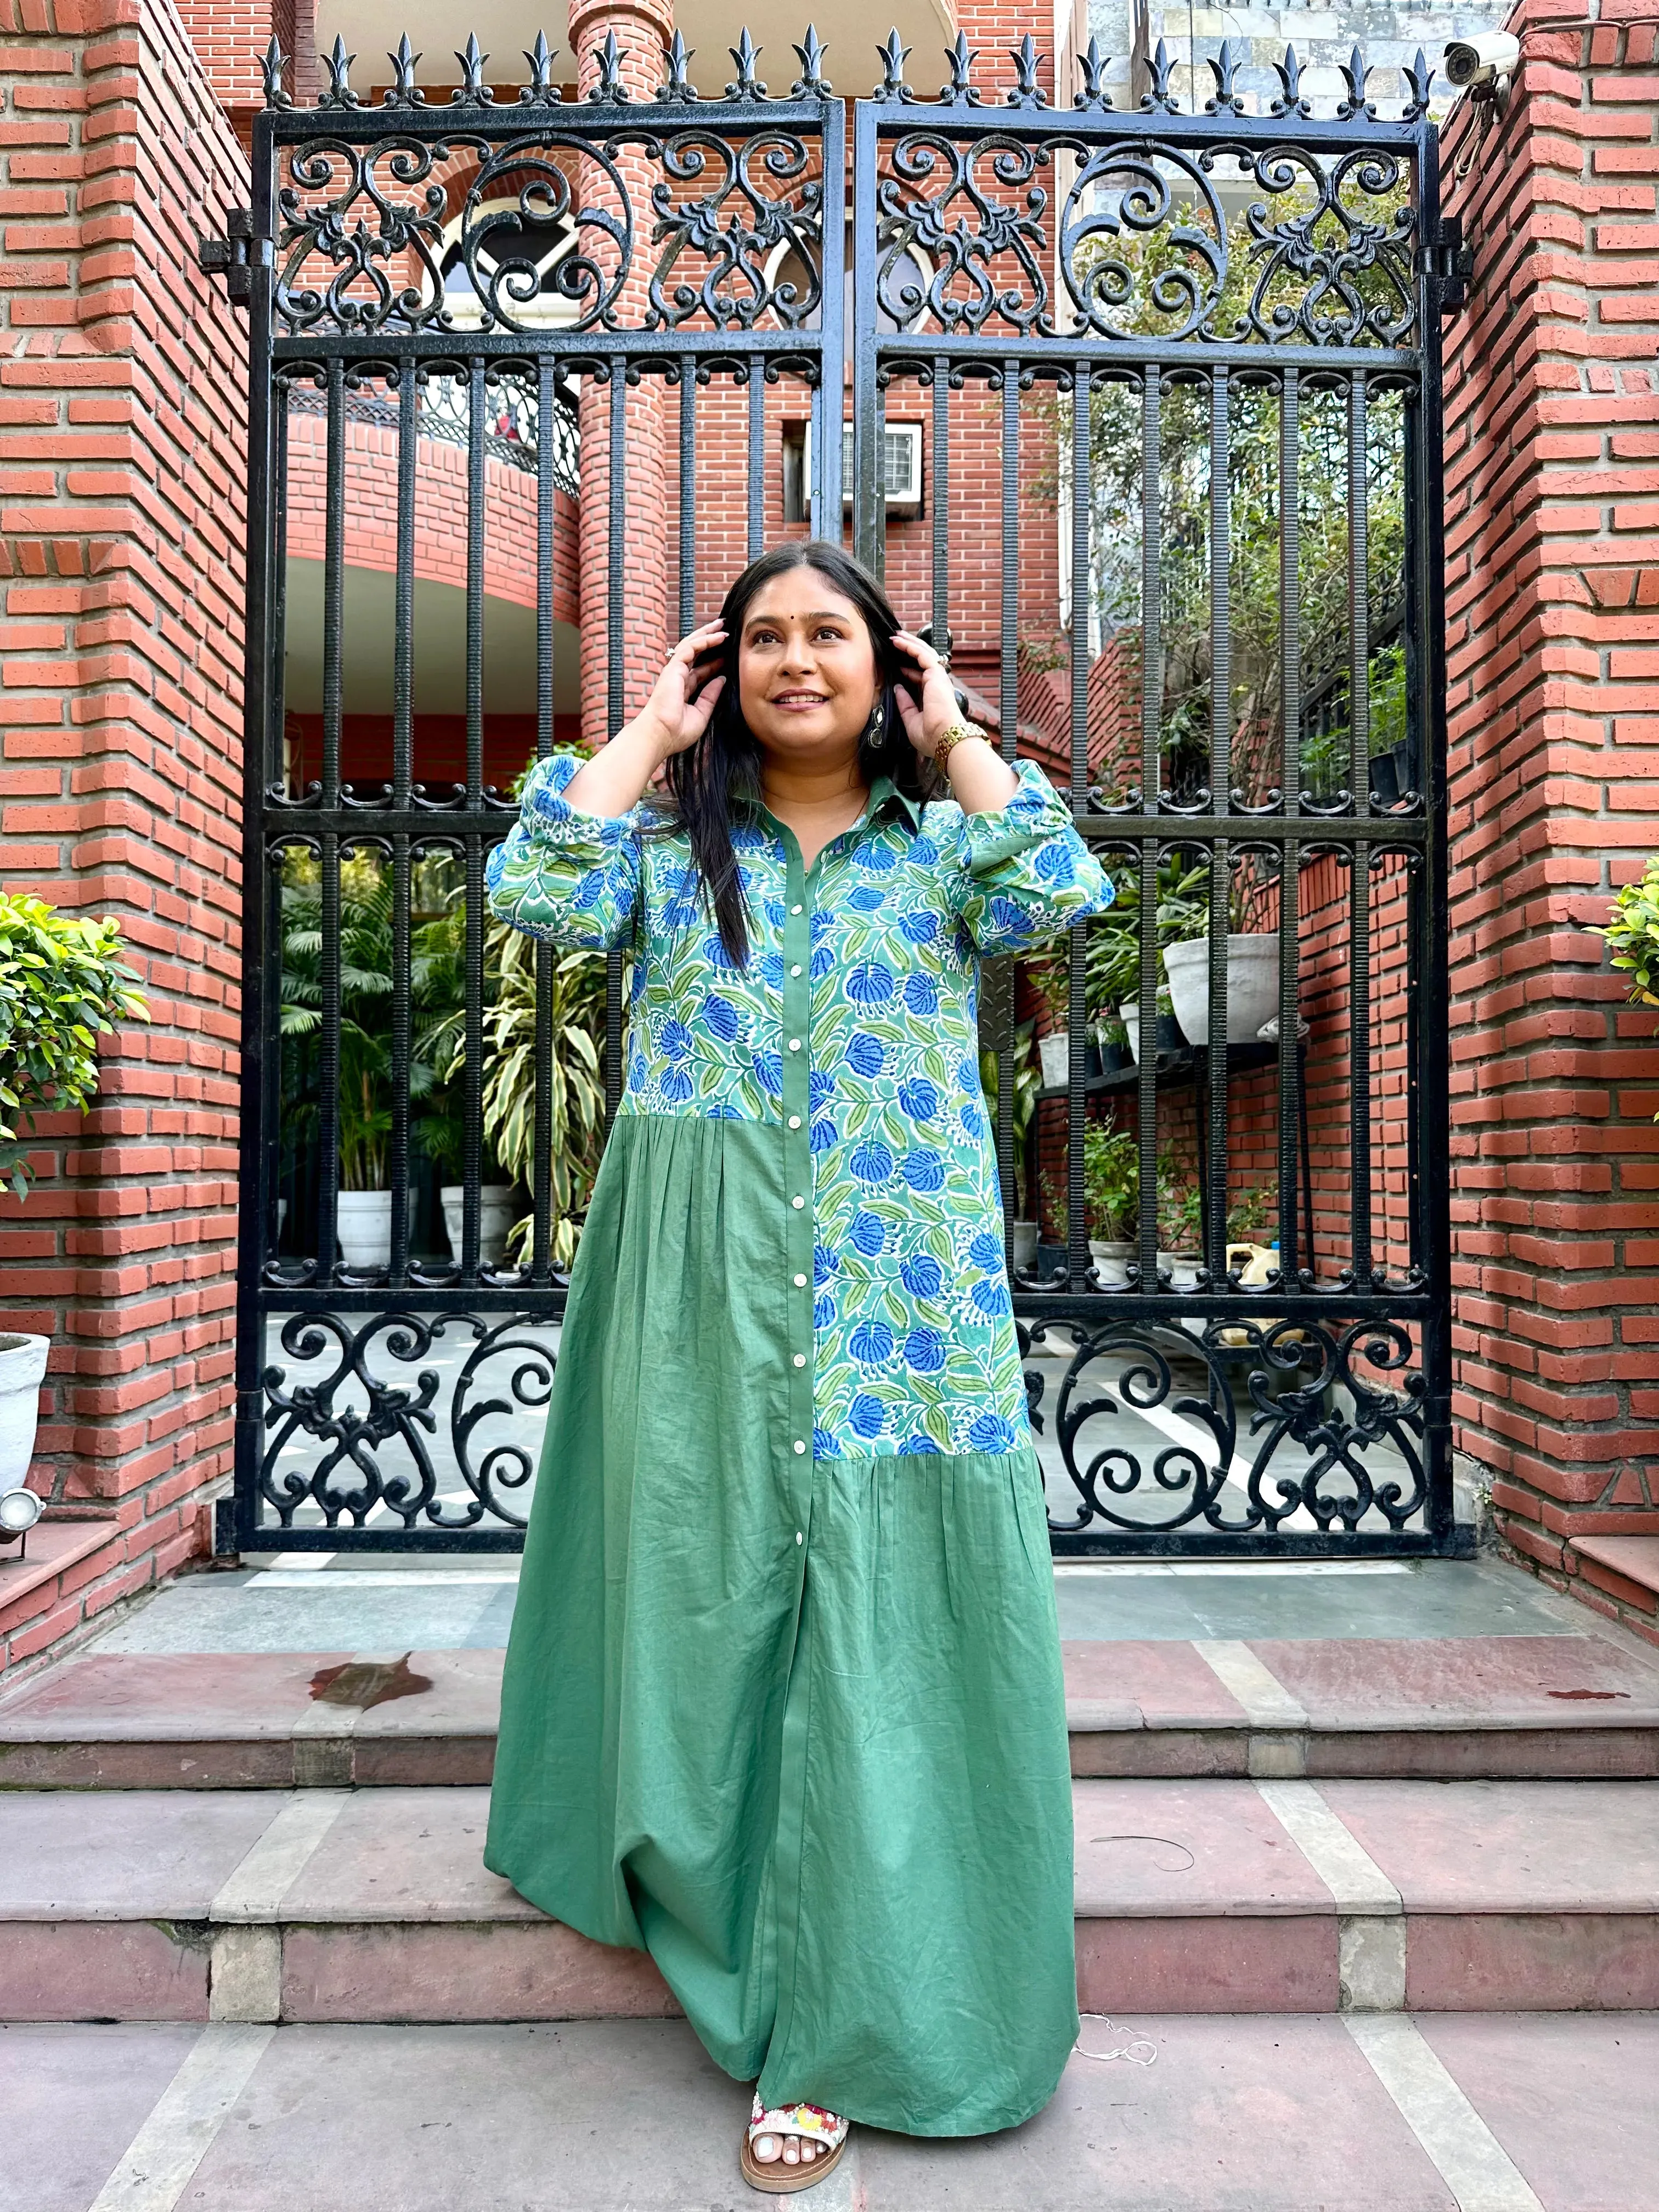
661, 540, 940, 966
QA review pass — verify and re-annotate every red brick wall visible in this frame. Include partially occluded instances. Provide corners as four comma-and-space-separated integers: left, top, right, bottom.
0, 0, 252, 1672
1442, 0, 1659, 1640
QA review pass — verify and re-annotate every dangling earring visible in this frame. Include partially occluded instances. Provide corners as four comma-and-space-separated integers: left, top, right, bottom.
866, 701, 885, 749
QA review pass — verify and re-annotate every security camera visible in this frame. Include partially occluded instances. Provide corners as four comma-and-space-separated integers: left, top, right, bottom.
1444, 32, 1520, 90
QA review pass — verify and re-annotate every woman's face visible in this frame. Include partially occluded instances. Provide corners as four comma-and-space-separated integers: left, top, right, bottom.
735, 567, 879, 774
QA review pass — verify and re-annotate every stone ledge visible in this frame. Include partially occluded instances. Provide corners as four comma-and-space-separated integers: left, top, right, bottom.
1570, 1536, 1659, 1612
0, 1519, 122, 1634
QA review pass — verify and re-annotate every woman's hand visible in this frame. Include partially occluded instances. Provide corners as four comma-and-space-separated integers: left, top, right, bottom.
619, 623, 727, 765
889, 631, 960, 760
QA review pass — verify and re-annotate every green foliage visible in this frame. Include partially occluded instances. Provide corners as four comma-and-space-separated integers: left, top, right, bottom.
280, 852, 407, 1192
1082, 1122, 1138, 1242
1227, 1186, 1274, 1241
1084, 855, 1212, 1018
1034, 184, 1412, 808
1600, 856, 1659, 1013
0, 894, 148, 1199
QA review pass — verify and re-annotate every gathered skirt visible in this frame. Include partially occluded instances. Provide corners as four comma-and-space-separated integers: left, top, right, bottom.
483, 1112, 1079, 2134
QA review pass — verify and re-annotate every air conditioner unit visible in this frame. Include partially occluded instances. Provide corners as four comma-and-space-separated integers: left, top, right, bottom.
804, 420, 923, 515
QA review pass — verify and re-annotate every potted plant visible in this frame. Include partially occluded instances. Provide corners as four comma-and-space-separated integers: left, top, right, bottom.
1159, 860, 1280, 1048
0, 893, 147, 1545
1158, 1156, 1204, 1287
980, 1023, 1042, 1268
1083, 1124, 1138, 1284
281, 853, 397, 1271
412, 899, 521, 1267
1087, 859, 1205, 1059
1096, 1014, 1131, 1074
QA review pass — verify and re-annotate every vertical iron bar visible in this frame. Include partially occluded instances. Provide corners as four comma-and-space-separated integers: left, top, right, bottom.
394, 361, 416, 808
747, 351, 766, 561
605, 370, 627, 1120
1136, 369, 1163, 1289
533, 357, 559, 1284
1277, 844, 1301, 1283
1349, 371, 1371, 817
814, 99, 845, 547
271, 381, 288, 794
390, 834, 411, 1285
322, 357, 345, 809
679, 364, 697, 635
1206, 370, 1231, 1285
1067, 364, 1091, 1289
463, 836, 484, 1282
233, 112, 278, 1548
999, 369, 1019, 765
1277, 370, 1302, 1282
932, 356, 950, 654
850, 100, 879, 572
466, 357, 486, 810
318, 831, 341, 1282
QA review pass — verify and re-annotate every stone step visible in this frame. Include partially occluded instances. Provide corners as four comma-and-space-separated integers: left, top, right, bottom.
5, 1633, 1659, 1789
2, 1778, 1655, 2025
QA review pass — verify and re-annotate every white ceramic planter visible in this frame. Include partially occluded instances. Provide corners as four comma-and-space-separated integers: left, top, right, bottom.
1164, 934, 1280, 1048
0, 1332, 49, 1538
1009, 1220, 1039, 1270
336, 1190, 392, 1271
442, 1184, 516, 1267
1161, 1251, 1200, 1289
1087, 1238, 1133, 1286
1037, 1032, 1070, 1090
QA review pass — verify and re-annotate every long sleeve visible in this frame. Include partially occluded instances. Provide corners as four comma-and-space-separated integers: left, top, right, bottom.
485, 750, 643, 953
935, 757, 1114, 956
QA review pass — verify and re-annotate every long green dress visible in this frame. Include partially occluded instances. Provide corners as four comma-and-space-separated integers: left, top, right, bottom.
483, 751, 1111, 2135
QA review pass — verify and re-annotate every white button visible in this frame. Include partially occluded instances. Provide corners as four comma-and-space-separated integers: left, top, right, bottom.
792, 1195, 805, 1210
791, 964, 803, 977
793, 1353, 806, 1369
793, 1272, 807, 1286
793, 1442, 806, 1457
795, 1530, 804, 1543
791, 902, 803, 915
787, 1037, 802, 1052
787, 1114, 802, 1130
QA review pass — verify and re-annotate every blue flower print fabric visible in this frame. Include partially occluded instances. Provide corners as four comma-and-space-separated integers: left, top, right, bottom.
486, 749, 1113, 1458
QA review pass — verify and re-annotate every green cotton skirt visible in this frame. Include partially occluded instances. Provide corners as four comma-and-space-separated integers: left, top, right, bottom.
483, 1113, 1079, 2136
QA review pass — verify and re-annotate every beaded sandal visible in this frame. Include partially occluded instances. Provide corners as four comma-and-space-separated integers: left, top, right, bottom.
739, 2093, 850, 2193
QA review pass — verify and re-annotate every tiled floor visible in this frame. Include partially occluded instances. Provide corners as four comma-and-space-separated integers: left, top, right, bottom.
80, 1553, 1587, 1657
4, 2015, 1656, 2212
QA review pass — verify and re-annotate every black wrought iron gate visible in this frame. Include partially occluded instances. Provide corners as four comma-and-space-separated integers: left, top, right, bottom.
217, 24, 1460, 1557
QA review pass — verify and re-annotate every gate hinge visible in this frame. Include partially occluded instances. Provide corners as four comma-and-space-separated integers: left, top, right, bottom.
1421, 216, 1475, 317
197, 207, 267, 306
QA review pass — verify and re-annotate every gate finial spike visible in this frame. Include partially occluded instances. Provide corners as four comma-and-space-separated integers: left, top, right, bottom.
1206, 37, 1244, 114
1402, 47, 1433, 118
941, 30, 980, 104
520, 29, 560, 103
587, 29, 630, 101
1271, 43, 1310, 117
658, 29, 699, 99
453, 33, 492, 103
386, 32, 424, 106
321, 33, 359, 106
1006, 33, 1047, 108
1076, 35, 1112, 110
1338, 43, 1374, 119
791, 27, 831, 97
259, 34, 291, 108
726, 26, 768, 99
1143, 35, 1178, 112
874, 27, 914, 102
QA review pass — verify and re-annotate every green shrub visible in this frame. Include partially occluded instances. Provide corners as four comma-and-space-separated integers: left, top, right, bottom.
0, 894, 148, 1198
1600, 856, 1659, 1008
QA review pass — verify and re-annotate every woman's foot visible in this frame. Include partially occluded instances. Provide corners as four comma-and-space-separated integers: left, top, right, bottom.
742, 2096, 849, 2192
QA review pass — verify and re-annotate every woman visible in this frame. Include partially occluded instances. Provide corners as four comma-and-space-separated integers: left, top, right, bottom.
483, 540, 1111, 2191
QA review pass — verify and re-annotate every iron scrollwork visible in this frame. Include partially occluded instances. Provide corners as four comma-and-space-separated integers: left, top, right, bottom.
260, 1310, 558, 1530
1028, 1316, 1427, 1536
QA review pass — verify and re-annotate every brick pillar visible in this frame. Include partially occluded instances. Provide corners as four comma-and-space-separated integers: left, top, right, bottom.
0, 0, 249, 1674
1442, 0, 1659, 1644
571, 0, 675, 747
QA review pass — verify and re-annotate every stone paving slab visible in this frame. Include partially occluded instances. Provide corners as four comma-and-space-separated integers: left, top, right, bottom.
1418, 2012, 1659, 2210
0, 2022, 202, 2212
0, 1789, 286, 1918
1073, 1778, 1333, 1916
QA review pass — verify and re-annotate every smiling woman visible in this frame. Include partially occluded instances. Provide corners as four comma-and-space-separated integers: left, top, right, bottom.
482, 540, 1113, 2191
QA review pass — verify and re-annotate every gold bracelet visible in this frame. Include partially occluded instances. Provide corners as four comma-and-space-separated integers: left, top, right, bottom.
933, 719, 985, 778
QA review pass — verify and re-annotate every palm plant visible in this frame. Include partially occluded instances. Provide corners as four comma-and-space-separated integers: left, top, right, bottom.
280, 854, 401, 1192
479, 924, 607, 1268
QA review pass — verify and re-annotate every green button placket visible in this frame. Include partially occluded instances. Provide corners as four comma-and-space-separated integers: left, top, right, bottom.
780, 839, 816, 1540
